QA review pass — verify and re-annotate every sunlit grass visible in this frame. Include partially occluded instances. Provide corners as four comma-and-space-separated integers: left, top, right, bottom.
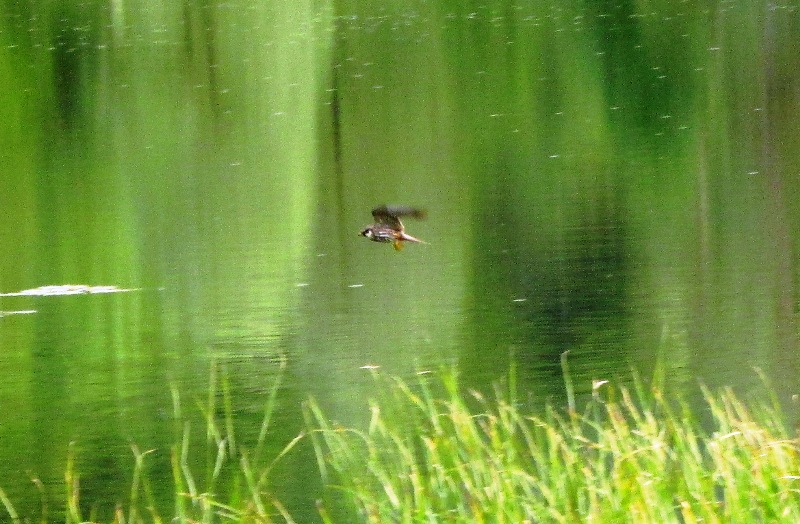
306, 364, 800, 523
2, 360, 800, 523
2, 359, 302, 524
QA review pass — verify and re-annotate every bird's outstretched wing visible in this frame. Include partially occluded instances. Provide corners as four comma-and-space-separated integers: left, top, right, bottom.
371, 205, 427, 231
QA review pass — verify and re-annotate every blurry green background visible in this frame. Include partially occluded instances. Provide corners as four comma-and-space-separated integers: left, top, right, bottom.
1, 0, 800, 520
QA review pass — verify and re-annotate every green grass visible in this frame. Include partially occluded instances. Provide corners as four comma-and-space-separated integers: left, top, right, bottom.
307, 364, 800, 523
2, 361, 800, 523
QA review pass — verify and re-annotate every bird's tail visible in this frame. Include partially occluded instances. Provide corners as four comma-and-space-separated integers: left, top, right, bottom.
399, 232, 427, 244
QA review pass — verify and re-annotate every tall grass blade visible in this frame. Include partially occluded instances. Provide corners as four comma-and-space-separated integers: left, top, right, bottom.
256, 355, 287, 460
65, 442, 81, 524
221, 364, 237, 458
0, 487, 20, 524
560, 350, 576, 416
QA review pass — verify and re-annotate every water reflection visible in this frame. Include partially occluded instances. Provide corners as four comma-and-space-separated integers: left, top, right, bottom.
1, 0, 800, 521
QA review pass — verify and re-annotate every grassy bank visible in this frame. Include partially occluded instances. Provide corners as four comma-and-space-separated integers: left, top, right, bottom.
2, 361, 800, 523
308, 365, 800, 523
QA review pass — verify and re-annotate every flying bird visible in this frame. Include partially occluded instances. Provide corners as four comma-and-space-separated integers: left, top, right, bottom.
359, 205, 427, 251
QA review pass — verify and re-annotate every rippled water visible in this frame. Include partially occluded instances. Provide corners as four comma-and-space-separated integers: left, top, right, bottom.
1, 1, 799, 520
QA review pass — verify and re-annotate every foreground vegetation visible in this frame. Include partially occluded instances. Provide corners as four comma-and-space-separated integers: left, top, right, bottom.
3, 360, 800, 523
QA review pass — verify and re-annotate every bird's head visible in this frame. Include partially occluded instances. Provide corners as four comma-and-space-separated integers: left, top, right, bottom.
360, 228, 374, 239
